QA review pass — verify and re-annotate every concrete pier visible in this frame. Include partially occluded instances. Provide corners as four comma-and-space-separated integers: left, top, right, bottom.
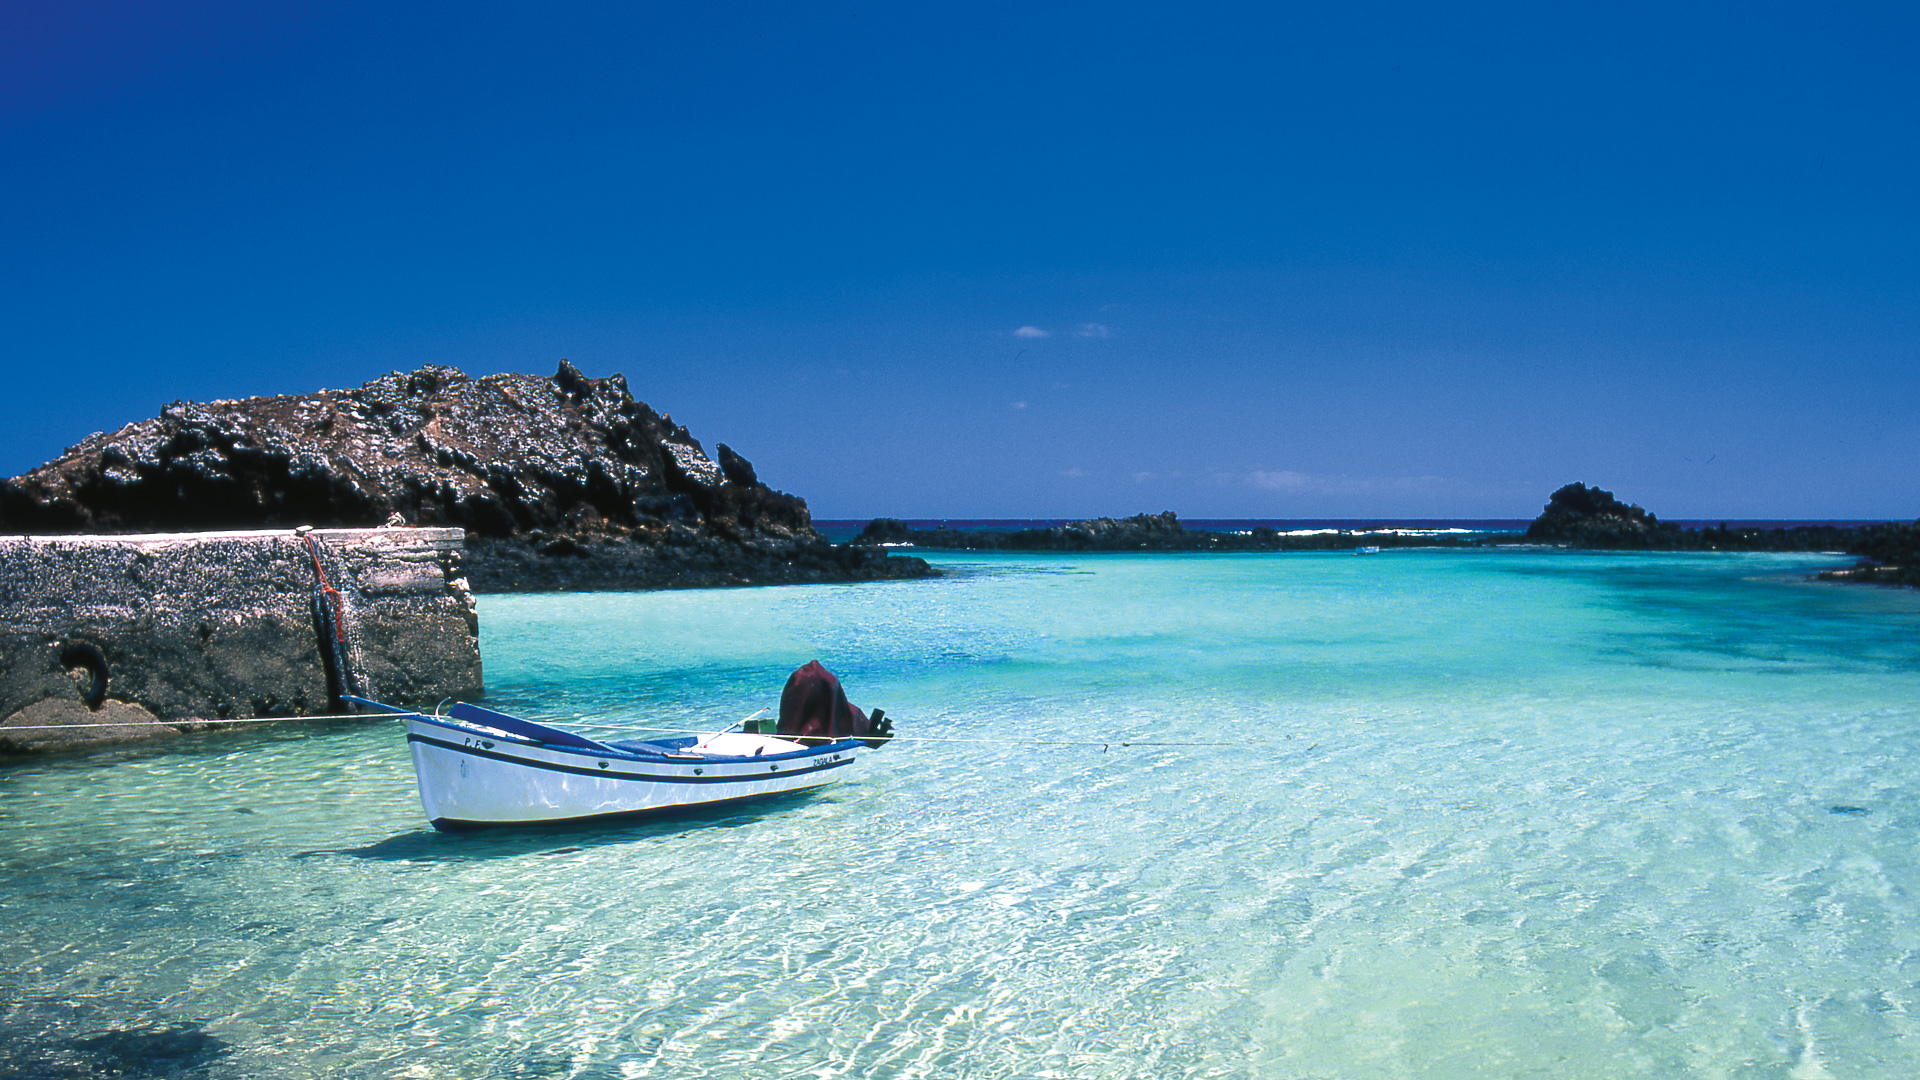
0, 527, 483, 754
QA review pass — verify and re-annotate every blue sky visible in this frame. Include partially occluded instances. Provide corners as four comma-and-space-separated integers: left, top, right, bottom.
3, 2, 1916, 520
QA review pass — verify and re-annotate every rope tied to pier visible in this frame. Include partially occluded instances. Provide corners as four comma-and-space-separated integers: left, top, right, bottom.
0, 714, 1309, 752
303, 532, 348, 648
0, 713, 386, 731
1, 698, 1317, 754
615, 726, 1298, 751
297, 528, 366, 708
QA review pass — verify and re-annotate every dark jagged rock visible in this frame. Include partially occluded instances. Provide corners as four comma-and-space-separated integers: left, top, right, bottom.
1524, 483, 1684, 548
855, 512, 1483, 552
855, 517, 915, 545
1817, 523, 1920, 586
715, 443, 758, 486
0, 362, 934, 592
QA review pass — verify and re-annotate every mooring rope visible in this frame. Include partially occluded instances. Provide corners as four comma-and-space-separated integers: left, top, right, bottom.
614, 726, 1283, 748
0, 713, 1307, 750
0, 713, 382, 731
300, 529, 366, 705
303, 533, 347, 649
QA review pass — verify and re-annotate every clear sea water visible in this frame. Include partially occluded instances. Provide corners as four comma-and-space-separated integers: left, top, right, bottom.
5, 548, 1920, 1078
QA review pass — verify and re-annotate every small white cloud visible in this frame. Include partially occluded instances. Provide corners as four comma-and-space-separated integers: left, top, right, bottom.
1243, 469, 1455, 495
1132, 471, 1157, 483
1250, 470, 1312, 491
1075, 322, 1111, 339
1061, 467, 1086, 478
1010, 401, 1029, 410
1013, 326, 1050, 339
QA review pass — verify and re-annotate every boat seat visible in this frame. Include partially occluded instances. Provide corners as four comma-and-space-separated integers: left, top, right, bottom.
605, 738, 687, 755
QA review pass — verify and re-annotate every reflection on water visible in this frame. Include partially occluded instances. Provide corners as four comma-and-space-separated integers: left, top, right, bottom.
2, 549, 1917, 1077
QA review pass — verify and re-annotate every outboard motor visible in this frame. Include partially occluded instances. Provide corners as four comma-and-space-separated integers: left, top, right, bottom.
777, 661, 893, 748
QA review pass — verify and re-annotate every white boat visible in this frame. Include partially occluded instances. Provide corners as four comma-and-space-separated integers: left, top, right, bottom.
356, 699, 864, 830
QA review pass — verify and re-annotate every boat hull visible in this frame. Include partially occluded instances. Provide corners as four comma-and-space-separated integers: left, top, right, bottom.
406, 715, 860, 829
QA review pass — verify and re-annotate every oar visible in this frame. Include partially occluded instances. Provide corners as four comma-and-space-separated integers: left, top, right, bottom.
344, 696, 621, 754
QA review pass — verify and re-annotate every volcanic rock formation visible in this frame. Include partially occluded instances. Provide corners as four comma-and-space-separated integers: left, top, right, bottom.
0, 362, 933, 591
1523, 483, 1684, 548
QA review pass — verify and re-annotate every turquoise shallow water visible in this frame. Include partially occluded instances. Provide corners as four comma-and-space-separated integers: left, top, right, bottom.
4, 549, 1920, 1078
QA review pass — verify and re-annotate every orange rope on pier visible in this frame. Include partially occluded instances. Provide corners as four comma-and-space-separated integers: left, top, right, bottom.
304, 533, 348, 645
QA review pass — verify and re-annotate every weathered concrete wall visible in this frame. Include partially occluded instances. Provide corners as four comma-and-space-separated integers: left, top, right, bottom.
0, 527, 482, 754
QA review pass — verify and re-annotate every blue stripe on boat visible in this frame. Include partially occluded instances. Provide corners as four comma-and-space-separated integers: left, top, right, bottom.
407, 713, 845, 764
407, 732, 858, 783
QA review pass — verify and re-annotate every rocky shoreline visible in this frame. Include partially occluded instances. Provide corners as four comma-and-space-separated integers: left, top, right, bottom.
463, 530, 927, 592
0, 363, 934, 591
852, 512, 1479, 552
1521, 483, 1919, 585
851, 485, 1919, 585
